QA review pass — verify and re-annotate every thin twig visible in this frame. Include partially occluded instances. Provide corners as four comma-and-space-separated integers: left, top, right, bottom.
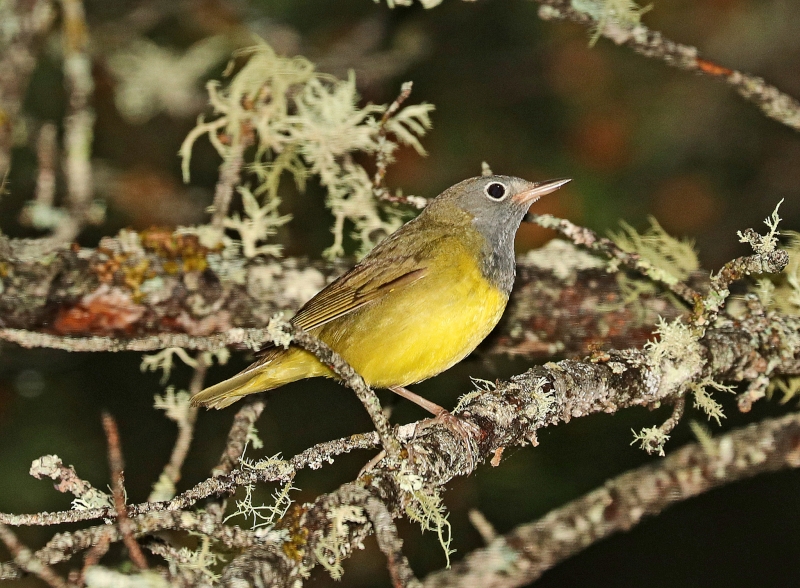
0, 523, 68, 588
57, 0, 96, 243
211, 140, 245, 228
101, 412, 148, 570
534, 0, 800, 132
697, 249, 789, 326
148, 357, 208, 502
526, 213, 701, 305
363, 494, 421, 588
29, 455, 111, 508
373, 81, 427, 209
0, 327, 273, 353
467, 509, 498, 545
34, 122, 57, 206
213, 400, 266, 477
0, 429, 380, 529
286, 322, 402, 458
79, 528, 112, 584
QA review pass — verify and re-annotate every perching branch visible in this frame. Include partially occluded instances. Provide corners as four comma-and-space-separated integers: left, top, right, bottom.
214, 299, 800, 585
423, 411, 800, 588
283, 322, 401, 457
534, 0, 800, 133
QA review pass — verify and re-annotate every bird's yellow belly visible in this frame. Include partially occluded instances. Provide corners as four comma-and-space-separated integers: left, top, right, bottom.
317, 261, 508, 388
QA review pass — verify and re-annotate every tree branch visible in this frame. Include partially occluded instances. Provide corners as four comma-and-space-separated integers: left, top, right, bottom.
0, 234, 680, 360
423, 411, 800, 588
0, 523, 68, 588
534, 0, 800, 132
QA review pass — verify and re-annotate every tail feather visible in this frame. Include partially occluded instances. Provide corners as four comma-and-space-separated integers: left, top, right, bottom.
191, 347, 330, 409
190, 369, 268, 409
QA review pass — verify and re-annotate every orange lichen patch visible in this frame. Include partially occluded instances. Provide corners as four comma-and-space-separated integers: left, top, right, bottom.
140, 228, 216, 273
92, 249, 124, 283
696, 58, 734, 78
53, 285, 145, 335
0, 262, 9, 278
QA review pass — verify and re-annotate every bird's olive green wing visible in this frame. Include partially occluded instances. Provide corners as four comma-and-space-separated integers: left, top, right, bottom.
253, 220, 443, 359
291, 260, 427, 332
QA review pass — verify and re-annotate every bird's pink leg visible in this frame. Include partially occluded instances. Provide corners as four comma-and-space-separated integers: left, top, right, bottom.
389, 386, 480, 441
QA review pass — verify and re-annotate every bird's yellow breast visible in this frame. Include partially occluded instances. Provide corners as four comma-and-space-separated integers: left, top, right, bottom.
316, 244, 509, 388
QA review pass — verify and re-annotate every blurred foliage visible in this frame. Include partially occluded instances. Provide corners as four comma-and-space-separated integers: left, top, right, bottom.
2, 0, 800, 586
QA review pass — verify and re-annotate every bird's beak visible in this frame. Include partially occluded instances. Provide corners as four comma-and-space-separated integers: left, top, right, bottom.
512, 178, 571, 206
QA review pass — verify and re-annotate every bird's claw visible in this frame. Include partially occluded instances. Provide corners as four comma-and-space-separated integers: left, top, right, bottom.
414, 409, 479, 470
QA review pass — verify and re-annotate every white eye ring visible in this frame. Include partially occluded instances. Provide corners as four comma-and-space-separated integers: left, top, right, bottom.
484, 181, 508, 201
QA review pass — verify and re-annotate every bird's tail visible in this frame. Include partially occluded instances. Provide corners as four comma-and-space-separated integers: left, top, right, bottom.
190, 347, 329, 409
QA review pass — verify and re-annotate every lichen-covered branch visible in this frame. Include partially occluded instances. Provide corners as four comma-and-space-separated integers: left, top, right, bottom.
422, 411, 800, 588
1, 297, 798, 581
534, 0, 800, 132
0, 523, 67, 588
0, 234, 680, 361
285, 322, 401, 457
212, 400, 266, 477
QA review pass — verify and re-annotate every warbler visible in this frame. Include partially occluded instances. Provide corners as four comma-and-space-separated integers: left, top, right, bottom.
191, 175, 569, 419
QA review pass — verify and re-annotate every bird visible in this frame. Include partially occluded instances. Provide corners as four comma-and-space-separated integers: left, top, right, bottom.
191, 175, 570, 426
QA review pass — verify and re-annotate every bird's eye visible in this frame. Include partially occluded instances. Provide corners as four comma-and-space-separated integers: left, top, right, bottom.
484, 182, 507, 201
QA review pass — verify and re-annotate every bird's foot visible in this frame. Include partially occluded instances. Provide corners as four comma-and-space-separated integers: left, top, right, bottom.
389, 386, 480, 470
420, 408, 480, 441
414, 408, 479, 471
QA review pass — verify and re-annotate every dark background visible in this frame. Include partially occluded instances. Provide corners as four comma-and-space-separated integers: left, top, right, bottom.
2, 0, 800, 585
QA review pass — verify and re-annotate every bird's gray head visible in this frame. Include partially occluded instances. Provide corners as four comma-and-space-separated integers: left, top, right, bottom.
429, 175, 570, 291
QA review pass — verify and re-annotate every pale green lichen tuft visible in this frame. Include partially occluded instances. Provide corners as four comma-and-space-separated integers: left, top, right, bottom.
162, 536, 223, 583
223, 186, 291, 259
140, 347, 198, 384
244, 422, 265, 451
314, 505, 368, 580
689, 420, 717, 456
267, 313, 293, 349
395, 462, 454, 567
754, 230, 800, 316
571, 0, 652, 46
767, 376, 800, 404
645, 317, 703, 395
224, 479, 296, 530
181, 42, 434, 260
688, 377, 735, 425
611, 217, 699, 283
631, 426, 669, 457
153, 386, 192, 423
738, 199, 783, 255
